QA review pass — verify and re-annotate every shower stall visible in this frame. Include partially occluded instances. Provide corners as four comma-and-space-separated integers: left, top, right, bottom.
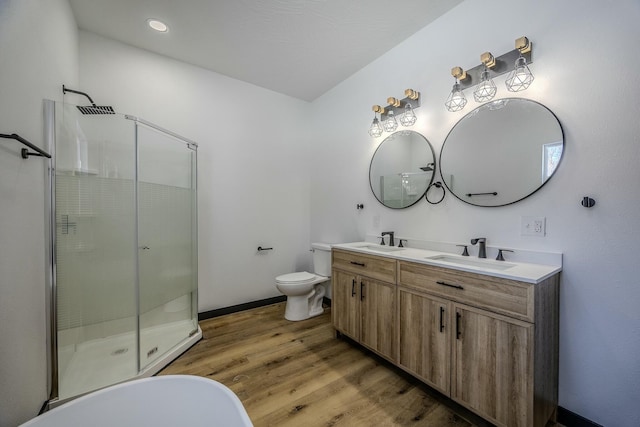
44, 99, 201, 405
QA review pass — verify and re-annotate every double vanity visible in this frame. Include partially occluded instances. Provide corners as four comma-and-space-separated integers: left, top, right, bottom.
331, 242, 561, 427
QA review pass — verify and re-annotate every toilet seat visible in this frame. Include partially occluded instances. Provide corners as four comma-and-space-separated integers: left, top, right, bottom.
275, 272, 318, 284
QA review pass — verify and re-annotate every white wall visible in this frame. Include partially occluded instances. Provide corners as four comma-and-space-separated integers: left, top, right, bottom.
310, 0, 640, 425
78, 31, 312, 312
0, 1, 78, 425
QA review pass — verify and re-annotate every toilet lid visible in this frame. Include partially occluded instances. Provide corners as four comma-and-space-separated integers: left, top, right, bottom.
276, 272, 317, 283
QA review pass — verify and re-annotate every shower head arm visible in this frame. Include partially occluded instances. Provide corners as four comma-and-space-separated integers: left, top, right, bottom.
62, 85, 96, 106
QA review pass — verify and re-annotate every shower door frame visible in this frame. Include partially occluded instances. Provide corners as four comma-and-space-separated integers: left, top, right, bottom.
43, 100, 201, 408
130, 114, 200, 371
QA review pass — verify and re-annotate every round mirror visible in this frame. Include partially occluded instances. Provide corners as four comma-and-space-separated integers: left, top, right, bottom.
369, 130, 436, 209
440, 98, 564, 207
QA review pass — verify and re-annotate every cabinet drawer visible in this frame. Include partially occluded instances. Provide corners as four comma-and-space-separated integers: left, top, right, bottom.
398, 261, 534, 322
332, 249, 396, 283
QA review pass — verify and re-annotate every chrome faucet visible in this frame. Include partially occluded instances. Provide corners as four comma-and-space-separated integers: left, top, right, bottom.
381, 231, 395, 247
470, 237, 487, 258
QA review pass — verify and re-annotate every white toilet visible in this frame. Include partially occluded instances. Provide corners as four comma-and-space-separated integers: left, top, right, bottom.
275, 243, 331, 321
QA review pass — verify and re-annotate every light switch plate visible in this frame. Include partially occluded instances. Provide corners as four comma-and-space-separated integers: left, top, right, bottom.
521, 216, 546, 236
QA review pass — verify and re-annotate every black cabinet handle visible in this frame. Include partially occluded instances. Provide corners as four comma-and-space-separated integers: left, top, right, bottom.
456, 312, 462, 340
350, 261, 366, 267
437, 280, 464, 290
360, 282, 365, 301
439, 306, 445, 333
351, 279, 356, 297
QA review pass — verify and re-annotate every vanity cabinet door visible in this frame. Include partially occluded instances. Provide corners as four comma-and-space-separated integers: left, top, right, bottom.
451, 304, 533, 427
398, 289, 451, 395
360, 278, 396, 361
332, 269, 360, 340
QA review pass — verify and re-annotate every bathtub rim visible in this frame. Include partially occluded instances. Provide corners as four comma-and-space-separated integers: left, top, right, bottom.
22, 373, 252, 427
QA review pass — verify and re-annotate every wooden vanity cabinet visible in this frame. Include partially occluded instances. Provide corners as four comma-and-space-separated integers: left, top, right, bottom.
332, 249, 397, 362
398, 261, 559, 427
398, 289, 451, 395
332, 249, 559, 427
332, 269, 360, 339
452, 303, 533, 427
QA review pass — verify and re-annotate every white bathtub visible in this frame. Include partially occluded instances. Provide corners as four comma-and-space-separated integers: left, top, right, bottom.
20, 375, 253, 427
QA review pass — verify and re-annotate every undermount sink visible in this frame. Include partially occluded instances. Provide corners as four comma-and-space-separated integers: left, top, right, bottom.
362, 245, 405, 253
425, 254, 515, 271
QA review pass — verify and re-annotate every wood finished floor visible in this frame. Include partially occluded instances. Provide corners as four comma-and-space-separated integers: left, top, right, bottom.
160, 303, 562, 427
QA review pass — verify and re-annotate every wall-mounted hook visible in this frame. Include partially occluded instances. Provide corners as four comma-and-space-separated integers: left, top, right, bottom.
581, 196, 596, 208
356, 203, 364, 210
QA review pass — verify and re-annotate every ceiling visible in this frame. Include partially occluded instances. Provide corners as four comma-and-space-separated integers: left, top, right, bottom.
68, 0, 463, 101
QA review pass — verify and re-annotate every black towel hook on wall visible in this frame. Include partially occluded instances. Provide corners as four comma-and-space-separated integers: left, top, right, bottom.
0, 133, 51, 159
581, 196, 596, 208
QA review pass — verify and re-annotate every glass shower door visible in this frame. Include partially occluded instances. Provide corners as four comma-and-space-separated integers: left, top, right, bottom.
136, 122, 198, 370
54, 102, 138, 400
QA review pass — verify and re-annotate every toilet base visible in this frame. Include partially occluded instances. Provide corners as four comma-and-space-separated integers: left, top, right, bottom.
284, 284, 326, 321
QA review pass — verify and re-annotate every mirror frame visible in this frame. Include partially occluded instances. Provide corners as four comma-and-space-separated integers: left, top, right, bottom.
439, 98, 564, 207
369, 130, 436, 209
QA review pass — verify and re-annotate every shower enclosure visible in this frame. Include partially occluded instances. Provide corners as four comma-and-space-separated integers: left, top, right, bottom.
44, 100, 201, 405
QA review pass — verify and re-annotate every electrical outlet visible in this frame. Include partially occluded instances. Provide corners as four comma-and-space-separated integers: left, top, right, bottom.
521, 216, 546, 237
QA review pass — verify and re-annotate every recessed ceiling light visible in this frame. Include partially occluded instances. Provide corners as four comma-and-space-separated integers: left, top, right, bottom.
147, 19, 168, 33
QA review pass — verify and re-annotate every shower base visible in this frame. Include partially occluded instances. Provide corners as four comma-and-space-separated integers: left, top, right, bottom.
54, 318, 201, 405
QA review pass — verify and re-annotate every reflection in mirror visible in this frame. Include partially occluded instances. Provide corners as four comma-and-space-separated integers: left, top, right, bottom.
369, 130, 436, 209
440, 98, 563, 207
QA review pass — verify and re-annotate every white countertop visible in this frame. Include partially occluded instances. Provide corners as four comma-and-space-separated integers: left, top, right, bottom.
332, 242, 562, 284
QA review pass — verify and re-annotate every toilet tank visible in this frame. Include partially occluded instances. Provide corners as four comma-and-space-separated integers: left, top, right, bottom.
311, 243, 332, 277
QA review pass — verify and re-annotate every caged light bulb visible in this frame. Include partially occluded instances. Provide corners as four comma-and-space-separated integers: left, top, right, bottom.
382, 109, 398, 133
505, 56, 534, 92
473, 68, 497, 102
399, 103, 417, 127
368, 115, 383, 137
445, 80, 467, 112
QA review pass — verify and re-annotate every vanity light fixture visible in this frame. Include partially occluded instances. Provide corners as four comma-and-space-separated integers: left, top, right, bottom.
369, 89, 421, 137
505, 36, 534, 92
388, 94, 414, 125
397, 88, 419, 127
445, 67, 468, 112
368, 107, 384, 138
445, 36, 534, 112
382, 109, 399, 132
473, 52, 498, 102
399, 102, 418, 126
147, 19, 169, 33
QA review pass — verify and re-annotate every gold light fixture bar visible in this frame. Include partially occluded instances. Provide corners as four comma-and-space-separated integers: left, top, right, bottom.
455, 36, 533, 90
372, 105, 385, 114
